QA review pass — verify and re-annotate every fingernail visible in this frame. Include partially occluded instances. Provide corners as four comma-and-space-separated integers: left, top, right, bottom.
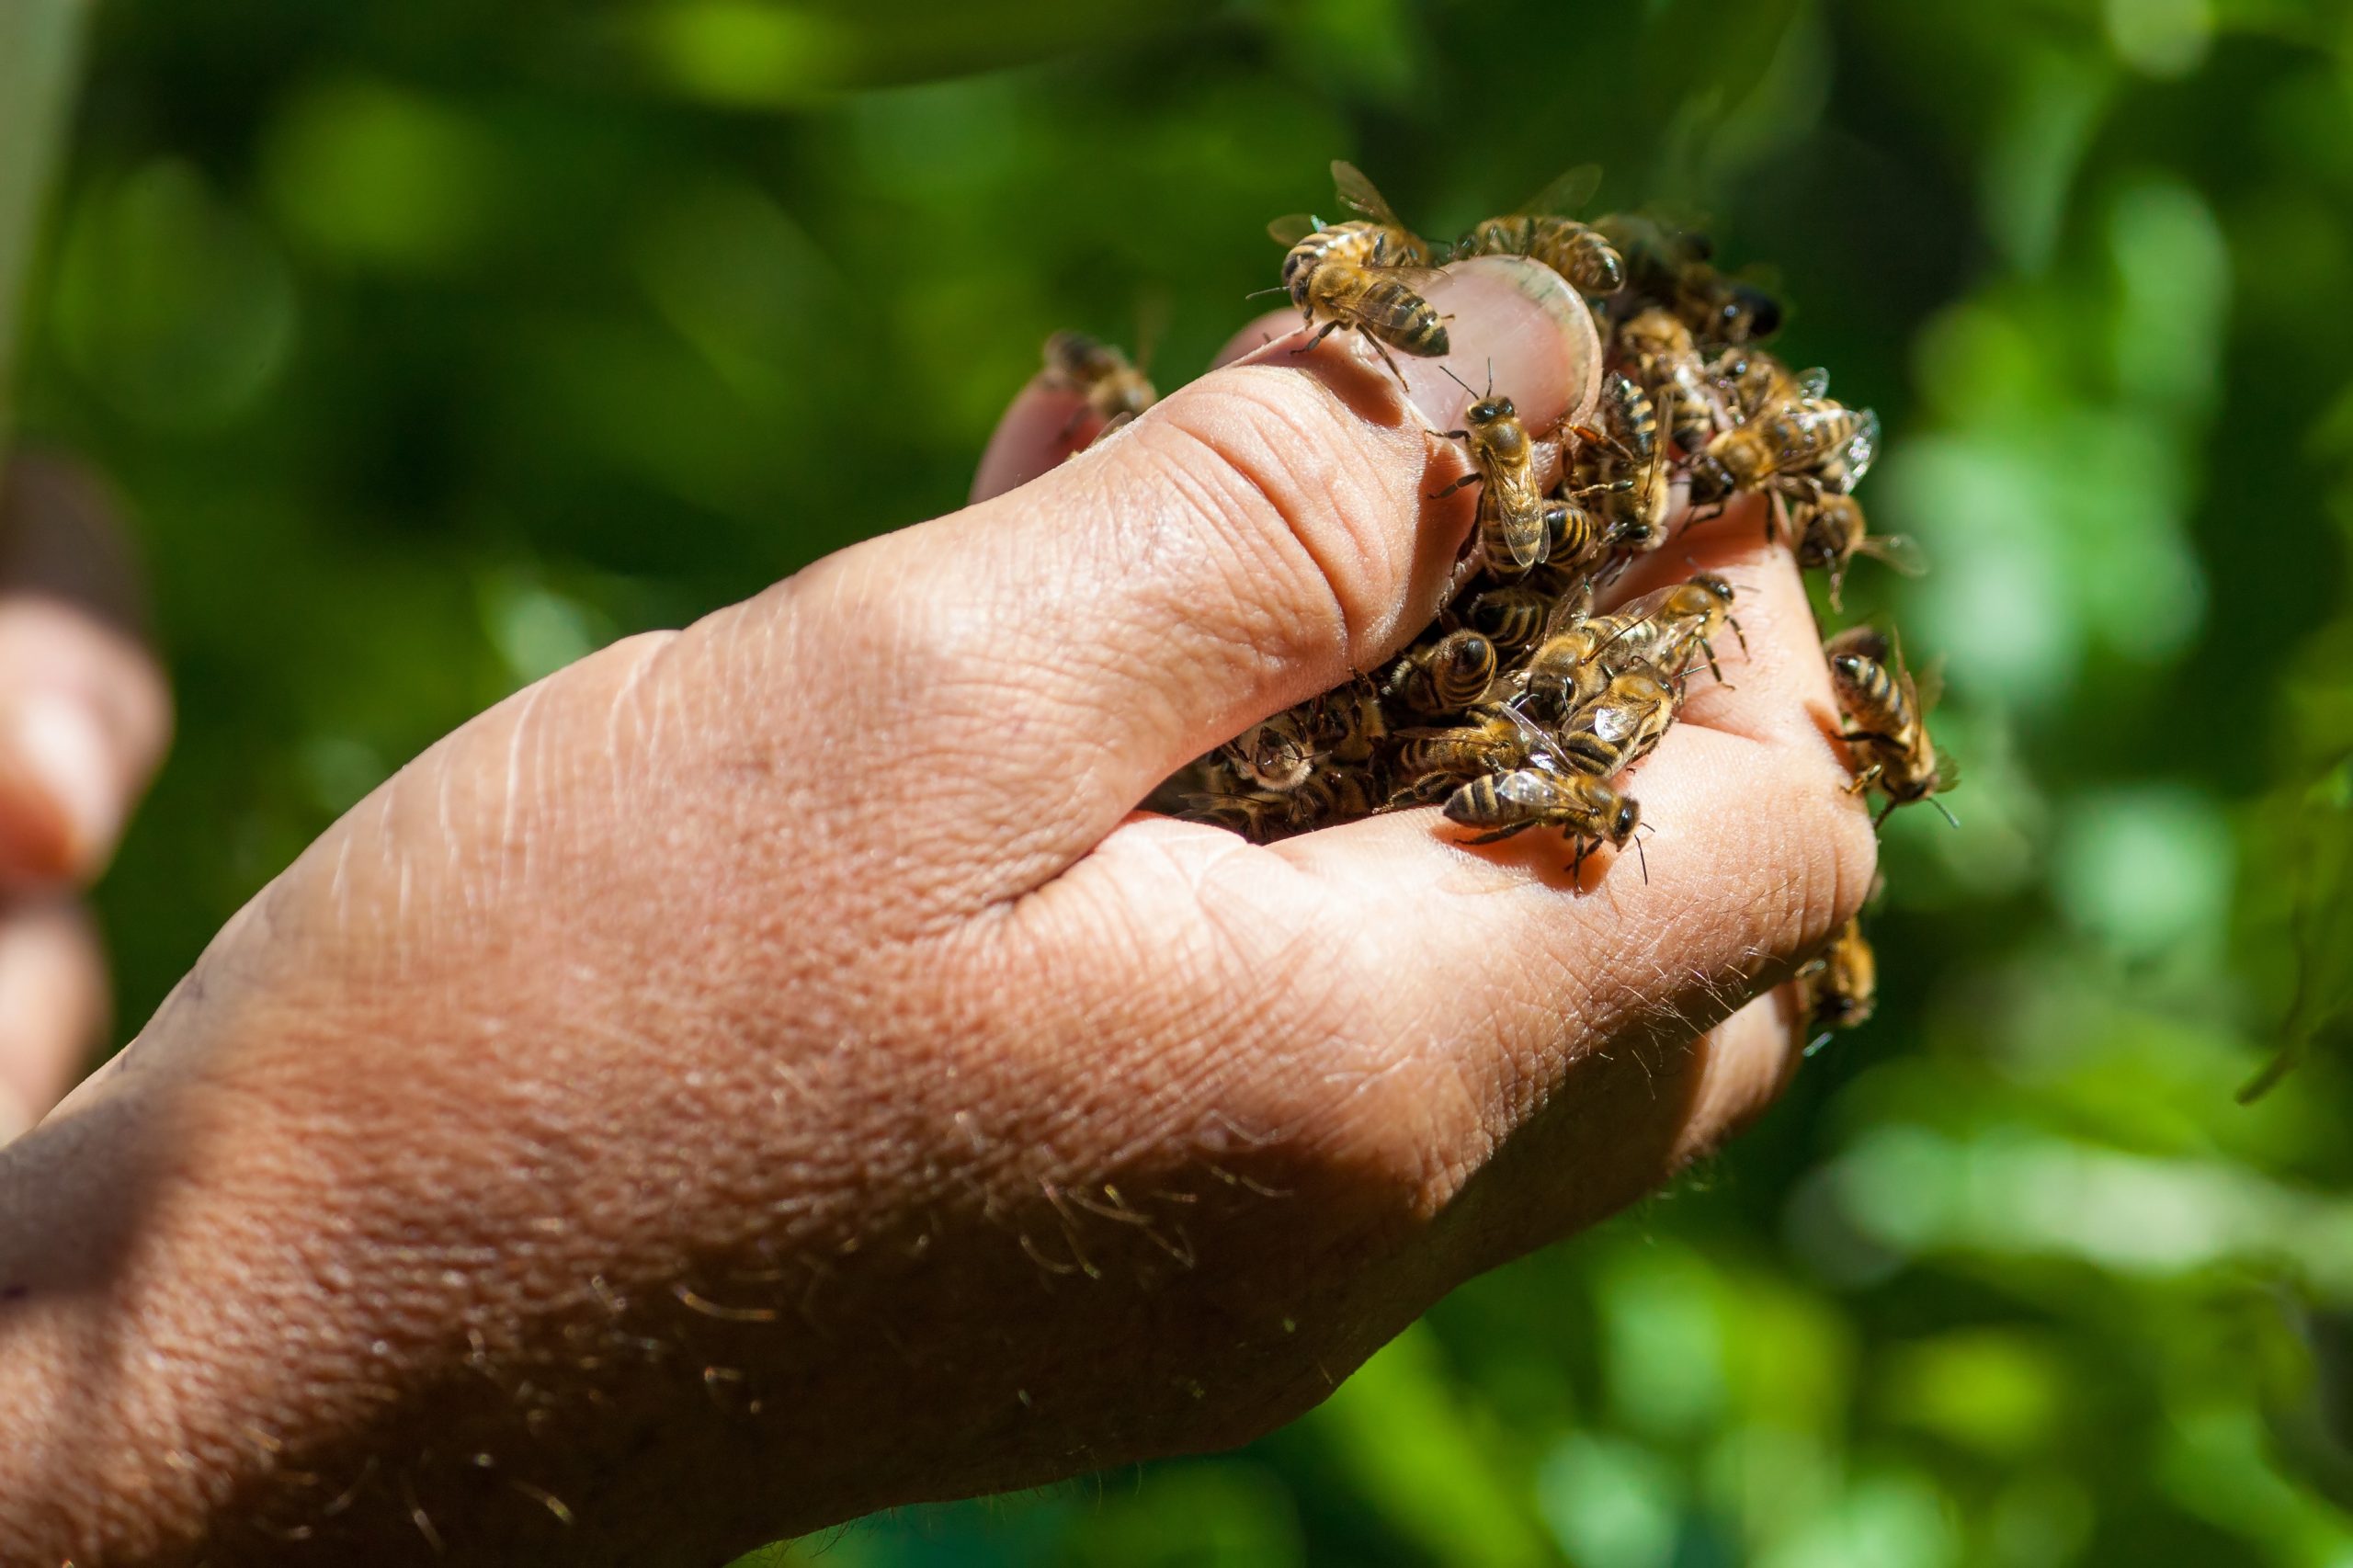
10, 695, 124, 877
1402, 256, 1603, 438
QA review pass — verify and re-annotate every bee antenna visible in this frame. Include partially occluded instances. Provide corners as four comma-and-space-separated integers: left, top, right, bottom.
1802, 1029, 1835, 1059
1244, 285, 1290, 301
1633, 835, 1650, 884
1484, 357, 1495, 398
1929, 796, 1961, 829
1440, 363, 1479, 398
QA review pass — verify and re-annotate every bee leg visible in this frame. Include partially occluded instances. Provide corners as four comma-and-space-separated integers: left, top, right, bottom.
1291, 319, 1347, 357
1350, 328, 1416, 396
1427, 471, 1483, 501
1725, 614, 1749, 656
1461, 823, 1532, 846
1440, 541, 1491, 603
1845, 763, 1884, 797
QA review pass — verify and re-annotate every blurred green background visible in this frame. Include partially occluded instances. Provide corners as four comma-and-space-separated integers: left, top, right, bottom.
9, 0, 2353, 1562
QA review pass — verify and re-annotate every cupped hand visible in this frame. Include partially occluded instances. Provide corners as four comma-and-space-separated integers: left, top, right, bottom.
0, 260, 1872, 1567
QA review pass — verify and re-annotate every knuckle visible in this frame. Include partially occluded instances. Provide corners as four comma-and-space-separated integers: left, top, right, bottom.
1138, 368, 1424, 668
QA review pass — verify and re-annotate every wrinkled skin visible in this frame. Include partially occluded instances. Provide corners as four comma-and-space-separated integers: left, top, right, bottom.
0, 258, 1872, 1566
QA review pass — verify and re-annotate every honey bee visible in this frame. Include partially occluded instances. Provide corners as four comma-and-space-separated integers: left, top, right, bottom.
1309, 681, 1387, 766
1686, 395, 1879, 511
1597, 211, 1783, 346
1454, 165, 1625, 296
1825, 627, 1955, 825
1288, 763, 1383, 830
1427, 380, 1552, 574
1464, 584, 1554, 651
1555, 665, 1681, 778
1220, 714, 1316, 792
1592, 574, 1744, 685
1390, 708, 1529, 787
1441, 767, 1643, 871
1574, 371, 1673, 554
1040, 329, 1157, 439
1514, 586, 1621, 723
1383, 628, 1500, 715
1181, 790, 1293, 841
1269, 162, 1448, 378
1796, 915, 1878, 1033
1617, 308, 1717, 454
1715, 349, 1824, 421
1787, 490, 1925, 609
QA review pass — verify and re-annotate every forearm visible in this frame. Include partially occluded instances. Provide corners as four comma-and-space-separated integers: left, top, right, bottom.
0, 959, 1445, 1568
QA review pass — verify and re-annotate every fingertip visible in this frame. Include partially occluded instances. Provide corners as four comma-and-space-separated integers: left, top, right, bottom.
1218, 257, 1603, 440
971, 378, 1104, 504
1404, 257, 1602, 437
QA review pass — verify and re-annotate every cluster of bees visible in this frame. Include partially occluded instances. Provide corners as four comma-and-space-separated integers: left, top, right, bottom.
1038, 163, 1956, 1043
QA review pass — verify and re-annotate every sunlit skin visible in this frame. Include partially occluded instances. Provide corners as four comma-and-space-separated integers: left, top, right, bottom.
0, 258, 1873, 1565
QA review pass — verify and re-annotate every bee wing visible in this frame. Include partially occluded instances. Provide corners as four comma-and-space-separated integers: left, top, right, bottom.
1538, 580, 1595, 642
1491, 502, 1549, 571
1643, 199, 1717, 246
1497, 699, 1576, 773
1267, 212, 1319, 246
1858, 531, 1929, 576
1515, 163, 1602, 217
1331, 160, 1408, 229
1796, 366, 1832, 400
1603, 583, 1678, 627
1911, 652, 1947, 714
1824, 622, 1891, 664
1829, 407, 1881, 487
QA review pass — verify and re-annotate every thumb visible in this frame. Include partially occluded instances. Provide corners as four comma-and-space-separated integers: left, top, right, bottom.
843, 256, 1600, 881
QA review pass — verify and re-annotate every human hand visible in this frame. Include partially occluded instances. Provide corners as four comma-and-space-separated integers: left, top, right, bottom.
0, 453, 169, 1142
0, 259, 1871, 1566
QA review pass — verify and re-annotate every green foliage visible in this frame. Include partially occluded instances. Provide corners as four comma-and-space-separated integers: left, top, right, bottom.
15, 0, 2353, 1562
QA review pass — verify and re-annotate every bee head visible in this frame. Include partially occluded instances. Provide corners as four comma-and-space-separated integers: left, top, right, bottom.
1606, 515, 1658, 551
1694, 572, 1735, 605
1044, 329, 1102, 369
1608, 796, 1641, 846
1730, 283, 1782, 338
